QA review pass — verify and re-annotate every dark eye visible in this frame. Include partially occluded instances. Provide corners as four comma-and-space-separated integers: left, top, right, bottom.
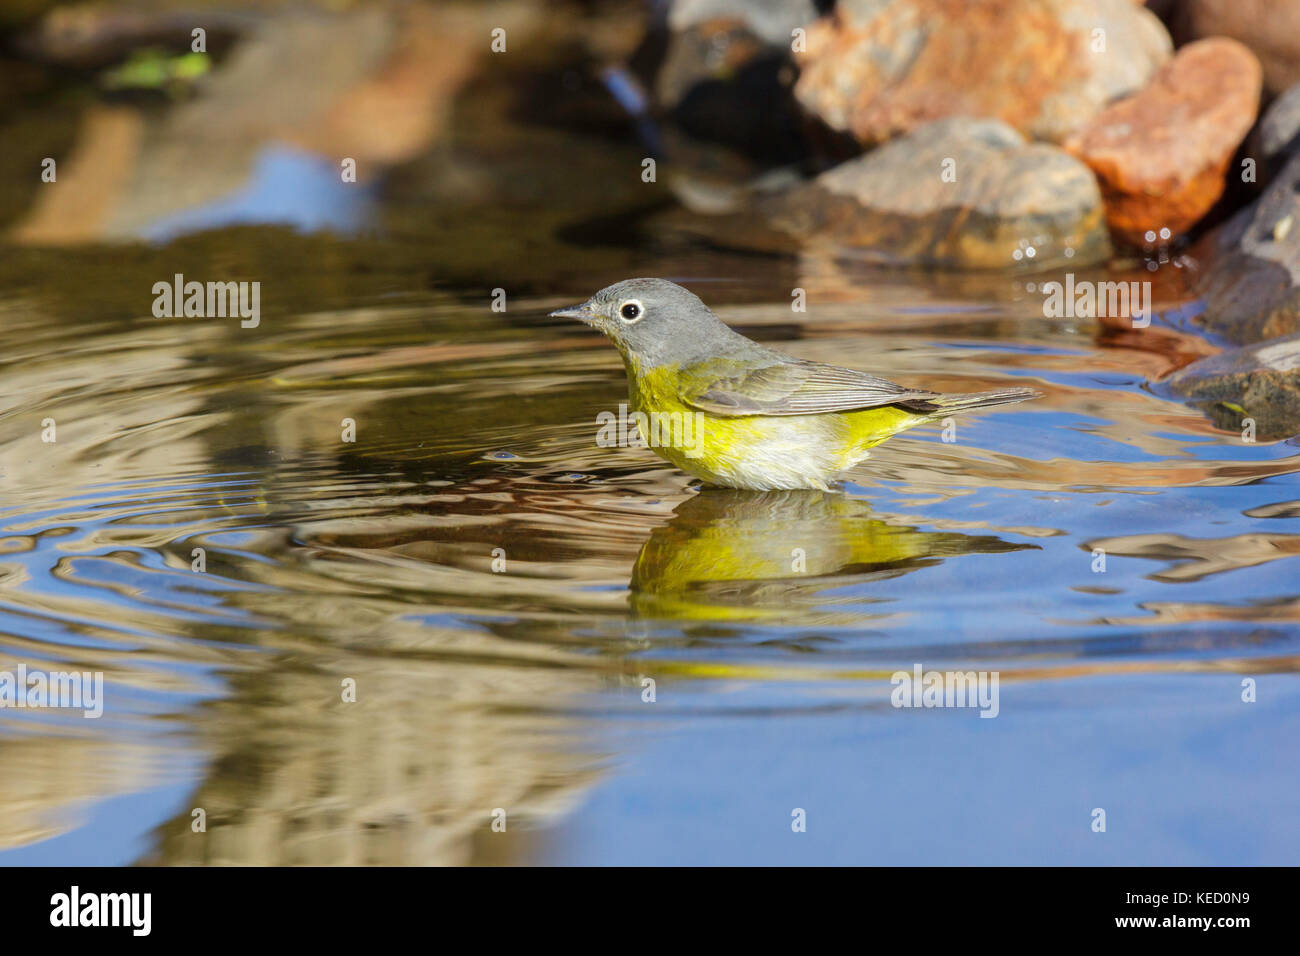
620, 302, 642, 321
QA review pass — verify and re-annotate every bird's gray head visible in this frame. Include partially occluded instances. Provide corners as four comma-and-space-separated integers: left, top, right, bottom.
549, 278, 743, 368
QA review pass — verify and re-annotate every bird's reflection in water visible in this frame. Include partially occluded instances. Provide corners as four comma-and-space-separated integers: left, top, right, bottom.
630, 489, 1033, 624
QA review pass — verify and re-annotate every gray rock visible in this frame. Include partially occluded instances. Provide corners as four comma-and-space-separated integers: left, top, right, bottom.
1197, 152, 1300, 343
762, 117, 1111, 269
1260, 82, 1300, 167
1164, 332, 1300, 439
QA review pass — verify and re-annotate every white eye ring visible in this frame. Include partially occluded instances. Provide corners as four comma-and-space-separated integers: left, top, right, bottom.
618, 299, 645, 324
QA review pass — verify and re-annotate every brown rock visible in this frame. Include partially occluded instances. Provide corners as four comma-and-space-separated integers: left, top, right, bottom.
793, 0, 1171, 147
1184, 0, 1300, 95
1065, 38, 1262, 248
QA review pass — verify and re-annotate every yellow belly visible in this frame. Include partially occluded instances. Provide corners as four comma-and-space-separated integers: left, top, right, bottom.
627, 365, 927, 491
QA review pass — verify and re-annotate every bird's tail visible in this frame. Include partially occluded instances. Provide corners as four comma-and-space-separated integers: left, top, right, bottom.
900, 387, 1040, 416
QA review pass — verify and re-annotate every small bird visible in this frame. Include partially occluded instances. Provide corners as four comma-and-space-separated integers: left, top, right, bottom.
550, 278, 1038, 491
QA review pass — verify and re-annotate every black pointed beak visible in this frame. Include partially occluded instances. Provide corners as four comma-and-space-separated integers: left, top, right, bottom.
549, 303, 598, 324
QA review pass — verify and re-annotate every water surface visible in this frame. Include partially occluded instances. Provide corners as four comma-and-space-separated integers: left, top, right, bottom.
2, 236, 1297, 865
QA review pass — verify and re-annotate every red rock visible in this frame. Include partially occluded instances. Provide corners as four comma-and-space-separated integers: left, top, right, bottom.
793, 0, 1171, 147
1065, 38, 1262, 248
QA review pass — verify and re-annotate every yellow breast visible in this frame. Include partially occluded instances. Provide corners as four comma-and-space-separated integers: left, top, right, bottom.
624, 363, 926, 491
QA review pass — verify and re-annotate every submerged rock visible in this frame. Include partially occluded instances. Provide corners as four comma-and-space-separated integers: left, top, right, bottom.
793, 0, 1171, 147
1164, 333, 1300, 440
1196, 153, 1300, 344
1183, 0, 1300, 95
1065, 38, 1262, 247
761, 118, 1110, 270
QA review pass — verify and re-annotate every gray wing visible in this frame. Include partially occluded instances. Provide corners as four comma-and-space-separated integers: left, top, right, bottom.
679, 358, 939, 416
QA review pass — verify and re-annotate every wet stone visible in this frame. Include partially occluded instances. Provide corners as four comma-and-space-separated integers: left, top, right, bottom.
1163, 332, 1300, 440
760, 117, 1111, 270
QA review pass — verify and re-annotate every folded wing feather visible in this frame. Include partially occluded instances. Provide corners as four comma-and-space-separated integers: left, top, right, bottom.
679, 359, 940, 417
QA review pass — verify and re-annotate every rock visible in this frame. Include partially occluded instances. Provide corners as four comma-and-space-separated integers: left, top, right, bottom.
655, 19, 804, 161
1065, 38, 1262, 248
651, 0, 817, 162
1196, 152, 1300, 343
793, 0, 1171, 147
656, 18, 767, 108
666, 0, 816, 46
1163, 332, 1300, 439
1183, 0, 1300, 95
1260, 82, 1300, 169
761, 117, 1110, 270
